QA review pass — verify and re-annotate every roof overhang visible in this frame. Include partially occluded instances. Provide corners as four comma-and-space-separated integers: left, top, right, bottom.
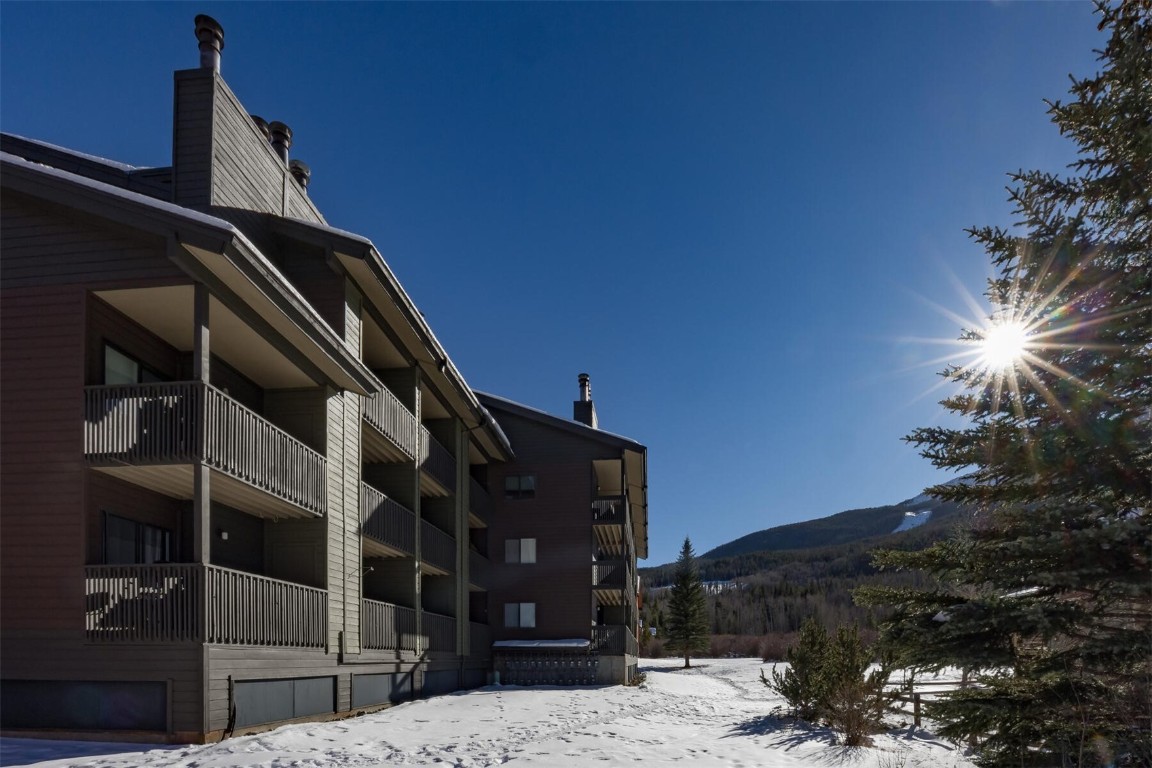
1, 151, 379, 396
269, 216, 513, 462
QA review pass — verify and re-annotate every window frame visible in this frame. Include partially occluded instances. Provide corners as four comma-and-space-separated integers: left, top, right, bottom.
503, 473, 536, 500
504, 537, 537, 564
503, 602, 536, 628
103, 511, 173, 565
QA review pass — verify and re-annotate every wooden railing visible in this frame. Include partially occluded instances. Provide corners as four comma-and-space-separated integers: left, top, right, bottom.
468, 477, 491, 524
421, 519, 456, 573
361, 483, 416, 555
362, 598, 418, 651
419, 427, 456, 492
85, 382, 327, 516
591, 625, 638, 656
469, 622, 491, 658
362, 385, 419, 459
593, 560, 627, 588
592, 495, 628, 525
86, 564, 202, 643
423, 611, 456, 652
85, 564, 326, 647
469, 550, 490, 590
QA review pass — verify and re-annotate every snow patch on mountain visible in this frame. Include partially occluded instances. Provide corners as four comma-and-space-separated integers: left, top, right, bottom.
893, 508, 933, 533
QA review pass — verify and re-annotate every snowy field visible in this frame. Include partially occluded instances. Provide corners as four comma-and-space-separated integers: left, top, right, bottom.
1, 658, 973, 768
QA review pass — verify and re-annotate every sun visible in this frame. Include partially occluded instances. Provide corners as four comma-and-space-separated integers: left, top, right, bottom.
978, 319, 1031, 370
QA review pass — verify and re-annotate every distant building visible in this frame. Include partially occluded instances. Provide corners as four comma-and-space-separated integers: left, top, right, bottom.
0, 15, 647, 743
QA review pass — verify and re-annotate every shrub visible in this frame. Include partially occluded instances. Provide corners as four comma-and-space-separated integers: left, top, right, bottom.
762, 619, 894, 746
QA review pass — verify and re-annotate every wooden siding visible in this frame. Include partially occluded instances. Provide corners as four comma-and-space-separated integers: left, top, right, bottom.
0, 285, 87, 631
1, 193, 181, 290
484, 407, 634, 643
173, 70, 215, 208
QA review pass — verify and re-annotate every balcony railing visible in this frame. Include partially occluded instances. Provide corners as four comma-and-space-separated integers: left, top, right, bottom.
469, 550, 490, 590
420, 519, 456, 573
85, 564, 326, 648
361, 483, 416, 556
85, 382, 327, 516
468, 477, 491, 524
362, 598, 418, 651
362, 386, 419, 459
591, 625, 638, 657
423, 611, 456, 652
592, 495, 628, 525
593, 560, 627, 588
419, 427, 456, 493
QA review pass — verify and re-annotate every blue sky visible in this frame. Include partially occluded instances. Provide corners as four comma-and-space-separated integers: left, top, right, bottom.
1, 2, 1105, 566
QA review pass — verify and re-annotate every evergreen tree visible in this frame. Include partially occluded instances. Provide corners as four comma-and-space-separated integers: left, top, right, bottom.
861, 3, 1151, 765
665, 537, 709, 668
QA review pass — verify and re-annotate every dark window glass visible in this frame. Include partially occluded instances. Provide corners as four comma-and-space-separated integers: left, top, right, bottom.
504, 474, 536, 500
104, 513, 171, 564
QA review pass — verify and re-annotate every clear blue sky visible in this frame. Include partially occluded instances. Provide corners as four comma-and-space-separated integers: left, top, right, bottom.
1, 2, 1105, 566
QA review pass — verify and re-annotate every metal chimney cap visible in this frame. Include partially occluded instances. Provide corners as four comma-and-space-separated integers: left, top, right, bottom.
250, 114, 271, 140
194, 15, 224, 72
289, 159, 311, 189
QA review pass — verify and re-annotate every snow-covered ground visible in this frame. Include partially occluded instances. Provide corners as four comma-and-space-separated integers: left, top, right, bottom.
1, 658, 973, 768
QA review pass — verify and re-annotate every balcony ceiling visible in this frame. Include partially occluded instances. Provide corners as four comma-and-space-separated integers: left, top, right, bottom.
96, 286, 317, 389
92, 464, 320, 521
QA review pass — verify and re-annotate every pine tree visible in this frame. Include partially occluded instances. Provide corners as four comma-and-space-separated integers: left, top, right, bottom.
861, 3, 1151, 765
665, 537, 709, 668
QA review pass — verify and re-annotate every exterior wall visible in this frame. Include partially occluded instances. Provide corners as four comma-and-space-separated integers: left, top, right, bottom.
486, 412, 620, 643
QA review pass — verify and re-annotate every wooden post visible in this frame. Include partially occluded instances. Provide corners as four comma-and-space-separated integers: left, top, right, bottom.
914, 693, 922, 727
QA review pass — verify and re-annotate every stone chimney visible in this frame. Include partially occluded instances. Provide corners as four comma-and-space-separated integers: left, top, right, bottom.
194, 15, 224, 73
573, 373, 598, 429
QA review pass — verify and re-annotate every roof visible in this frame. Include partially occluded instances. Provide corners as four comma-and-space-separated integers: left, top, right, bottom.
474, 391, 647, 452
1, 149, 380, 396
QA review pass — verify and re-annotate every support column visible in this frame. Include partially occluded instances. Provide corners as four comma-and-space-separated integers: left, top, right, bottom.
192, 282, 211, 565
455, 418, 469, 657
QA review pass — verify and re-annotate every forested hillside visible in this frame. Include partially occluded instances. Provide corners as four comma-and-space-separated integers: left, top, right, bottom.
639, 497, 969, 656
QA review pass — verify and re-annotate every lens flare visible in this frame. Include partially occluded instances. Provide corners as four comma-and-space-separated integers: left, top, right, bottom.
978, 319, 1030, 370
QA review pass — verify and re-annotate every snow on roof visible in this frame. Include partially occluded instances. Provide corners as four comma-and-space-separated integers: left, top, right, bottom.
492, 639, 591, 649
3, 133, 140, 172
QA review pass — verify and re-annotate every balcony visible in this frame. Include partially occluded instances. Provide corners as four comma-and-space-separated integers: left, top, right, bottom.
85, 564, 326, 647
85, 382, 327, 519
468, 477, 491, 527
361, 483, 416, 558
468, 550, 490, 590
423, 611, 456, 653
420, 519, 456, 575
362, 598, 418, 652
592, 495, 632, 556
418, 427, 456, 497
362, 386, 419, 463
593, 560, 633, 607
591, 625, 638, 657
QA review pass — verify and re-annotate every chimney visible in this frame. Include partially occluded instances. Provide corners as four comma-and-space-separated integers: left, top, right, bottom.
268, 121, 292, 164
194, 15, 224, 74
573, 373, 598, 429
289, 159, 311, 190
250, 114, 272, 141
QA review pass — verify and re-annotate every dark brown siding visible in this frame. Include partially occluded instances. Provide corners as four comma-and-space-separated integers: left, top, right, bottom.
485, 411, 623, 642
1, 193, 180, 290
0, 284, 87, 630
86, 294, 185, 385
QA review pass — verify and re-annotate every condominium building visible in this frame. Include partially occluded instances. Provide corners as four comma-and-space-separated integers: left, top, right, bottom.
0, 15, 647, 742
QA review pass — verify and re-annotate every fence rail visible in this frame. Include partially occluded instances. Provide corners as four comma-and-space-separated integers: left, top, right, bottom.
85, 564, 326, 647
362, 385, 419, 459
84, 382, 327, 515
421, 519, 456, 573
362, 599, 418, 651
592, 560, 627, 588
591, 495, 628, 525
419, 427, 457, 492
424, 611, 457, 652
361, 483, 416, 555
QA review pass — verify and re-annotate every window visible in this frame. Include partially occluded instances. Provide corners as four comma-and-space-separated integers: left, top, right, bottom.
104, 344, 164, 385
505, 538, 537, 564
504, 602, 536, 628
504, 474, 536, 500
104, 513, 172, 564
